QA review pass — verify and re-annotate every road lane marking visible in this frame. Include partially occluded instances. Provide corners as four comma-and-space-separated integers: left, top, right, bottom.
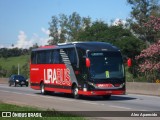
0, 89, 76, 102
128, 94, 160, 98
82, 101, 100, 105
109, 105, 131, 110
1, 89, 152, 111
0, 89, 103, 106
0, 89, 134, 111
139, 109, 149, 111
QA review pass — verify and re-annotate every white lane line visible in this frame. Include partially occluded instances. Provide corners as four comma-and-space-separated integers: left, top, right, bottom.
0, 89, 148, 111
0, 89, 107, 108
0, 89, 101, 105
0, 90, 39, 97
139, 109, 149, 111
109, 105, 132, 110
128, 94, 160, 98
82, 101, 100, 105
0, 89, 75, 102
100, 103, 105, 106
1, 89, 131, 110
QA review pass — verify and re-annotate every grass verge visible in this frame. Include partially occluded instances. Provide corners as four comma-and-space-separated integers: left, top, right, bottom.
0, 55, 29, 71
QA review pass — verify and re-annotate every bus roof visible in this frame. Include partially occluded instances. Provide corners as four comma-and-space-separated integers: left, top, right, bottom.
73, 42, 119, 51
33, 41, 120, 52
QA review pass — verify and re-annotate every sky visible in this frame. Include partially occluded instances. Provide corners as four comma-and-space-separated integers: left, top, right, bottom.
0, 0, 131, 48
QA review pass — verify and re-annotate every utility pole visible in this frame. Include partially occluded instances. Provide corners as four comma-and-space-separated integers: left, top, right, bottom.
18, 64, 20, 75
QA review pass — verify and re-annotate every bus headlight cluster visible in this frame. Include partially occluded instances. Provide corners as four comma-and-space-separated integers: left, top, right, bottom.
120, 83, 125, 88
83, 84, 87, 91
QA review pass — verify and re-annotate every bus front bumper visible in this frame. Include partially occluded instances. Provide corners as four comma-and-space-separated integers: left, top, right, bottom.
78, 90, 125, 96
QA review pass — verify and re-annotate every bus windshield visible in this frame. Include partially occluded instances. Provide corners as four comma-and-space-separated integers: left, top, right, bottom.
88, 51, 124, 79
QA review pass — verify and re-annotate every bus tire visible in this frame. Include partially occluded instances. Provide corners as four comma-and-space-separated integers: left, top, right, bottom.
72, 85, 79, 99
102, 95, 111, 100
40, 82, 46, 95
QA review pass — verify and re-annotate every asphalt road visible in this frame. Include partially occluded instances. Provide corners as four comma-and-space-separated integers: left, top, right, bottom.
0, 84, 160, 120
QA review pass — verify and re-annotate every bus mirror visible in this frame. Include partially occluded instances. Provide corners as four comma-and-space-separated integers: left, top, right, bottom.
127, 58, 132, 67
86, 58, 90, 68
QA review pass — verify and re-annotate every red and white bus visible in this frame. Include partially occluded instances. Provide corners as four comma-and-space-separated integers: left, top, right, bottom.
30, 42, 125, 99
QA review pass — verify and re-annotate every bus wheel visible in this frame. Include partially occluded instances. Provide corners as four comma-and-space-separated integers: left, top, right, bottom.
102, 95, 111, 100
72, 85, 79, 99
40, 83, 46, 95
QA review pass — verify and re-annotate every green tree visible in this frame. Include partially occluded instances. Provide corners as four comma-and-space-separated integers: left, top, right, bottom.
77, 21, 109, 41
127, 0, 160, 43
78, 21, 132, 42
0, 65, 7, 77
78, 20, 145, 58
48, 12, 91, 45
143, 16, 160, 42
115, 36, 145, 59
48, 16, 59, 44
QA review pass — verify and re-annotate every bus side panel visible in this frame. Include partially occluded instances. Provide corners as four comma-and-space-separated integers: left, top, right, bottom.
30, 63, 72, 92
45, 87, 71, 93
30, 64, 41, 90
42, 64, 72, 87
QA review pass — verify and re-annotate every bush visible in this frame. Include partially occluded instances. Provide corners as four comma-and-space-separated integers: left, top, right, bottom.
135, 40, 160, 82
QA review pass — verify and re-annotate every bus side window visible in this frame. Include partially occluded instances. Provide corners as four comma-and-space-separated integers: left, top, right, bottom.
77, 48, 86, 72
31, 51, 37, 64
45, 50, 52, 64
42, 51, 46, 63
37, 52, 41, 64
69, 48, 77, 65
52, 50, 62, 64
37, 51, 46, 64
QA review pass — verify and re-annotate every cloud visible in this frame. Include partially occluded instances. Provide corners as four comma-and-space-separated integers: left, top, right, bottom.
41, 27, 50, 35
0, 27, 50, 49
0, 45, 5, 48
30, 33, 49, 47
112, 18, 126, 26
14, 29, 50, 49
14, 31, 33, 49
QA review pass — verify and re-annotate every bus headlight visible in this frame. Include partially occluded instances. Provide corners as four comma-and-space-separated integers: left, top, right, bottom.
83, 84, 87, 91
83, 88, 87, 91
